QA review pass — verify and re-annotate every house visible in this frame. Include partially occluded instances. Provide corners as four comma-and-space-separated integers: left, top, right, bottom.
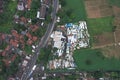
0, 0, 3, 13
25, 0, 32, 10
26, 32, 32, 39
27, 39, 33, 45
20, 17, 27, 24
10, 39, 19, 48
17, 1, 24, 11
32, 36, 37, 42
11, 30, 19, 38
39, 5, 46, 20
29, 25, 39, 32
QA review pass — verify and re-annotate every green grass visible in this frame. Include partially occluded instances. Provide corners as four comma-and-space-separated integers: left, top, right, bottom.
73, 49, 120, 71
108, 0, 120, 7
64, 0, 87, 22
0, 1, 17, 33
24, 45, 32, 54
87, 17, 114, 36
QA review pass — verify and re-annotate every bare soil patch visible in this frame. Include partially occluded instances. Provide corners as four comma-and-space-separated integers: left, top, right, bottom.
101, 45, 120, 59
84, 0, 113, 18
115, 30, 120, 43
112, 6, 120, 29
93, 32, 114, 47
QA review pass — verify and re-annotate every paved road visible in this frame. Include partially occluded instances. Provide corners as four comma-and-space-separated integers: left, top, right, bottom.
20, 0, 59, 80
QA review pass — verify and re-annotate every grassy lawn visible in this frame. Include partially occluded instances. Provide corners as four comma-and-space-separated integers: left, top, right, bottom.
73, 49, 120, 71
108, 0, 120, 7
0, 1, 17, 33
24, 45, 32, 54
64, 0, 87, 22
87, 17, 114, 36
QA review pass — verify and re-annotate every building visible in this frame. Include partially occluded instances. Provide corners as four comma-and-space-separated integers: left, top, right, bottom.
25, 0, 32, 10
0, 0, 3, 13
39, 5, 46, 20
17, 1, 24, 11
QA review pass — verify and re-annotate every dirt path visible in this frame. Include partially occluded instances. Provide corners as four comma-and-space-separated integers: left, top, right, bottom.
91, 43, 116, 49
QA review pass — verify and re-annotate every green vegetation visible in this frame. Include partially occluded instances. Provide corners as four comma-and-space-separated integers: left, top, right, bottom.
65, 0, 86, 21
37, 46, 52, 65
0, 1, 17, 33
108, 0, 120, 7
58, 0, 86, 24
87, 17, 114, 36
73, 49, 120, 71
0, 55, 21, 80
24, 0, 40, 19
24, 45, 32, 54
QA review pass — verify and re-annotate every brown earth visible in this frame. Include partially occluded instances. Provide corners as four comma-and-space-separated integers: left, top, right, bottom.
101, 45, 120, 58
115, 30, 120, 43
84, 0, 113, 18
112, 6, 120, 29
93, 32, 114, 47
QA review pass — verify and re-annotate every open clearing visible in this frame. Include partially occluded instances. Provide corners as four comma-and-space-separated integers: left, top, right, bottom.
73, 49, 120, 71
84, 0, 113, 18
92, 32, 114, 47
65, 0, 86, 22
101, 45, 120, 59
108, 0, 120, 7
87, 17, 114, 36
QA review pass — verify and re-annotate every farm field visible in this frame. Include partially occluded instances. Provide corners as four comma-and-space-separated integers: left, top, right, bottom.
87, 17, 114, 36
86, 17, 115, 47
64, 0, 87, 22
108, 0, 120, 7
73, 49, 120, 71
84, 0, 113, 18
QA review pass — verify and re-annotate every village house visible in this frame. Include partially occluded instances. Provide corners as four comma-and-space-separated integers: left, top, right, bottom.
0, 0, 3, 13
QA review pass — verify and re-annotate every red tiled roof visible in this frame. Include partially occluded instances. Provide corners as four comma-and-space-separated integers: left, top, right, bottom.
29, 25, 39, 32
26, 32, 32, 39
32, 25, 39, 32
1, 51, 6, 56
32, 36, 38, 41
10, 39, 19, 47
27, 39, 33, 45
11, 30, 19, 38
26, 0, 32, 9
11, 55, 16, 62
1, 34, 5, 40
2, 59, 11, 66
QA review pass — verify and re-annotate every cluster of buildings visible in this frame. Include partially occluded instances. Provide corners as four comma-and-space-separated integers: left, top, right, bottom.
0, 0, 3, 13
47, 30, 75, 69
17, 0, 32, 11
47, 21, 90, 70
0, 26, 38, 66
66, 21, 90, 50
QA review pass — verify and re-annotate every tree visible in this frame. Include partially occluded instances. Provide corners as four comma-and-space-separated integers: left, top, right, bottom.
85, 59, 92, 65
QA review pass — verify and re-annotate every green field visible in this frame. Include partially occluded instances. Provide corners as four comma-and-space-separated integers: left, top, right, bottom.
87, 17, 114, 36
64, 0, 87, 22
73, 49, 120, 71
0, 1, 17, 33
108, 0, 120, 7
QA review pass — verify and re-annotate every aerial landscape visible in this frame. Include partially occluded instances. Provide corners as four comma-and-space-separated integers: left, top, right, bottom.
0, 0, 120, 80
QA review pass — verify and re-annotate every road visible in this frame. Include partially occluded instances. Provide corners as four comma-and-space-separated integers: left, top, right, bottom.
20, 0, 59, 80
